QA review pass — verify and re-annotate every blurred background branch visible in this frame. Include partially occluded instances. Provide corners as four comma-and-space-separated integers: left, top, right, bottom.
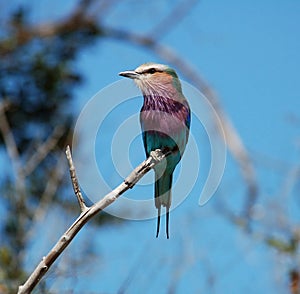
0, 0, 258, 221
0, 1, 298, 293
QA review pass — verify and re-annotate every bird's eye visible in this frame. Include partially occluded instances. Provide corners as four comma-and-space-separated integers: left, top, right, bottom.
148, 68, 156, 74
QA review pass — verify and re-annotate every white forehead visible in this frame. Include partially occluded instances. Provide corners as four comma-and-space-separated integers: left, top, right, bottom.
135, 63, 169, 73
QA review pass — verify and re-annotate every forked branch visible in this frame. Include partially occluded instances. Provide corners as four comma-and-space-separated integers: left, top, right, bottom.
17, 146, 167, 294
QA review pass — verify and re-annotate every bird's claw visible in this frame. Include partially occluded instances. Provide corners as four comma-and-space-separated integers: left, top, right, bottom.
150, 149, 165, 163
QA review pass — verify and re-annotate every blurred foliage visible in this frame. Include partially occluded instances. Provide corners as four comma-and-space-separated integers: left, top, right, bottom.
266, 236, 298, 254
0, 5, 102, 293
0, 2, 298, 294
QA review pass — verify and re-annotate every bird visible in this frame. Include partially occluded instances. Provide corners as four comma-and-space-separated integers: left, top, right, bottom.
119, 63, 190, 238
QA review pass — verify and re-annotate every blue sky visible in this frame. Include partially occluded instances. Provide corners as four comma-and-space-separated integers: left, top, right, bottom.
5, 0, 300, 293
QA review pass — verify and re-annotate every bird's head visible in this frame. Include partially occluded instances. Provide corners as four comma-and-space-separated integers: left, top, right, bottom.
119, 63, 183, 97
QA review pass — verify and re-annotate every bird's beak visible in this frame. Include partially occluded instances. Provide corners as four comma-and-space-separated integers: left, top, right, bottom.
119, 70, 139, 79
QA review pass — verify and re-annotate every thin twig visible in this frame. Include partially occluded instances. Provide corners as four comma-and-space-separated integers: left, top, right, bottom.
66, 145, 87, 212
0, 101, 22, 181
17, 146, 167, 294
150, 0, 198, 40
25, 152, 66, 243
21, 125, 65, 177
0, 101, 27, 214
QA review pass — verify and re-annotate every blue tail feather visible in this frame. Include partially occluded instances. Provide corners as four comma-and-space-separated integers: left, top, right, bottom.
155, 172, 173, 238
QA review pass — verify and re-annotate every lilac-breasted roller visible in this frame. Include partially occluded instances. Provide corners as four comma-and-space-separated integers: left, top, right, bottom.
119, 63, 190, 238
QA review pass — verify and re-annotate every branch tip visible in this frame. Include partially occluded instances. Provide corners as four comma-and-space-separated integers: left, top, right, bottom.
65, 145, 88, 212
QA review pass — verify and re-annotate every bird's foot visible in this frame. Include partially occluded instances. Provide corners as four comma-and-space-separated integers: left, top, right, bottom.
150, 149, 165, 163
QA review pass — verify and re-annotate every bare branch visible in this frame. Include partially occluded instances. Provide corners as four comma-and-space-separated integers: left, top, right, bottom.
21, 125, 66, 177
89, 0, 121, 19
0, 101, 22, 179
150, 0, 198, 40
17, 147, 167, 294
0, 0, 97, 56
66, 145, 87, 213
25, 152, 66, 242
0, 101, 27, 200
